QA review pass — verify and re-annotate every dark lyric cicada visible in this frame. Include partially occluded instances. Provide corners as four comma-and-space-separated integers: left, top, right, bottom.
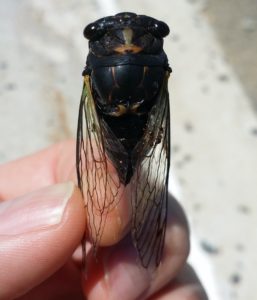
76, 12, 172, 269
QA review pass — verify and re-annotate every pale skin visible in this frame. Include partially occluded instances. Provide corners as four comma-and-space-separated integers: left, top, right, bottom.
0, 140, 208, 300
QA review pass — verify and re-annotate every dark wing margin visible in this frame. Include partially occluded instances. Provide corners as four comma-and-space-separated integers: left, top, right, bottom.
131, 73, 170, 268
76, 81, 86, 195
76, 81, 87, 270
76, 76, 123, 263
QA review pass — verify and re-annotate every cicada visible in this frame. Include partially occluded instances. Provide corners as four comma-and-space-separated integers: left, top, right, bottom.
76, 12, 171, 268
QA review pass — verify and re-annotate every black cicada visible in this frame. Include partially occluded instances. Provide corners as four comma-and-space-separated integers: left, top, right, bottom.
76, 12, 171, 268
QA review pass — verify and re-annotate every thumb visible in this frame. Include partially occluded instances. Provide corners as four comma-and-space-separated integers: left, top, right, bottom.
0, 182, 85, 299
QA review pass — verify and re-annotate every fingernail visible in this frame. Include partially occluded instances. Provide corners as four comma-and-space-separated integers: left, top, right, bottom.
89, 239, 152, 300
108, 258, 151, 299
0, 182, 74, 235
107, 241, 152, 300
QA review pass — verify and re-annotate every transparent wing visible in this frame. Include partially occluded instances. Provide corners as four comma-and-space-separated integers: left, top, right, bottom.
131, 74, 170, 268
76, 75, 124, 257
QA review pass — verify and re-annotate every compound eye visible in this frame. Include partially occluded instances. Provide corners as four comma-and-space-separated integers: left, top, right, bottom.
149, 21, 170, 38
83, 23, 106, 40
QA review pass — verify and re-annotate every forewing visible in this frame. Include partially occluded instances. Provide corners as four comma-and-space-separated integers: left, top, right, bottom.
76, 76, 124, 255
131, 74, 170, 268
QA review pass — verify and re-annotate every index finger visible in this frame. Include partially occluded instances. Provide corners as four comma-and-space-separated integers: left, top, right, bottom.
0, 140, 131, 246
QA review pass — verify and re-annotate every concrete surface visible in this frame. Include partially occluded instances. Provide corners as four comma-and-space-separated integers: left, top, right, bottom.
0, 0, 257, 299
205, 0, 257, 112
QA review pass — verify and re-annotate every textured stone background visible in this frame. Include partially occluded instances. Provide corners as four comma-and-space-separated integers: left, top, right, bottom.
0, 1, 256, 299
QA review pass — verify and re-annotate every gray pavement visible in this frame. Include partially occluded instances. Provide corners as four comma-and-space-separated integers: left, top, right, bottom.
205, 0, 257, 112
0, 1, 256, 299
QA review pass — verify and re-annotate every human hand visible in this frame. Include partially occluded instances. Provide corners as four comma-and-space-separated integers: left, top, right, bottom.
0, 141, 207, 299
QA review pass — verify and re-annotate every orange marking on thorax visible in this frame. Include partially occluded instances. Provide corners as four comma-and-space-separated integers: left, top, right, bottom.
114, 45, 142, 54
